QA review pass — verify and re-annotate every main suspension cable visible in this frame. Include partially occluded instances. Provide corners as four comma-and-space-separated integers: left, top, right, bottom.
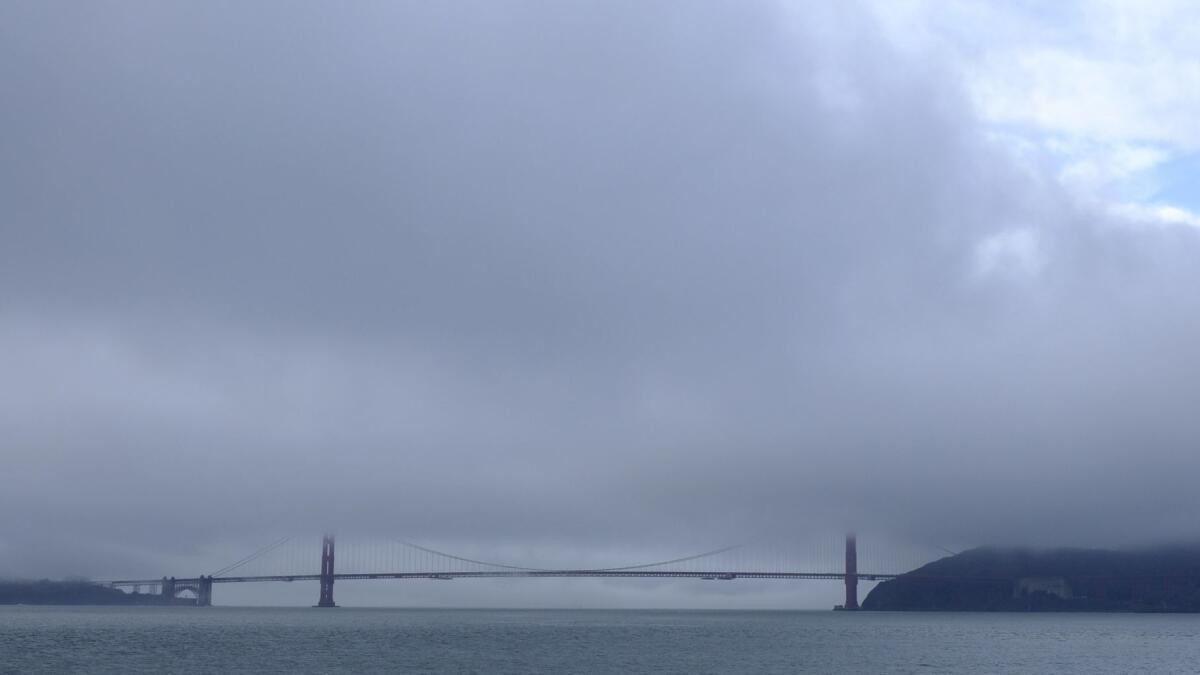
211, 536, 292, 577
395, 539, 741, 573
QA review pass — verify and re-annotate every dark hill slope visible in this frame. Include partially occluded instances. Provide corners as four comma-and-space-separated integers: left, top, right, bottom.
862, 545, 1200, 612
0, 579, 161, 605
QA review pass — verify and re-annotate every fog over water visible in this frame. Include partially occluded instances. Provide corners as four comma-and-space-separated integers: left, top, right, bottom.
3, 1, 1200, 606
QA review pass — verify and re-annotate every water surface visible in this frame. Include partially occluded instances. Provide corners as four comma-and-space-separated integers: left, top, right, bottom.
3, 606, 1199, 674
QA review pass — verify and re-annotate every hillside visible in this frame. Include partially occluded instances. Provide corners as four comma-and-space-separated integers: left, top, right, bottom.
0, 579, 163, 605
862, 545, 1200, 611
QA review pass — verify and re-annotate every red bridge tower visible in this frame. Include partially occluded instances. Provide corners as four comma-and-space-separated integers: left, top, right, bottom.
316, 534, 337, 607
844, 533, 859, 610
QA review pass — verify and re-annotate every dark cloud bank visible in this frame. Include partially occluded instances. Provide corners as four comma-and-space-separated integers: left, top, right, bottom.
3, 1, 1200, 605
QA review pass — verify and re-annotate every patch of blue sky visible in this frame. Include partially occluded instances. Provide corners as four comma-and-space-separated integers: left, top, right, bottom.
1147, 152, 1200, 212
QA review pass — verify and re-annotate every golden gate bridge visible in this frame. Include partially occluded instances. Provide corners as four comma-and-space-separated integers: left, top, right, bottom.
105, 533, 941, 609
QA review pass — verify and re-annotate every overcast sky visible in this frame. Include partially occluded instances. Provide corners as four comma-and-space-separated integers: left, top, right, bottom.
3, 0, 1200, 607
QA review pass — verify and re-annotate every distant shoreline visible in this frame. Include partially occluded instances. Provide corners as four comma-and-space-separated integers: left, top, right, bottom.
863, 546, 1200, 612
0, 580, 193, 606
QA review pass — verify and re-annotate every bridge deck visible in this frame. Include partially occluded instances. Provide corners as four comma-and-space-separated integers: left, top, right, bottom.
108, 570, 899, 586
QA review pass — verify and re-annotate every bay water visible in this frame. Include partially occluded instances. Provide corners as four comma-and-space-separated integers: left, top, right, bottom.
3, 606, 1200, 673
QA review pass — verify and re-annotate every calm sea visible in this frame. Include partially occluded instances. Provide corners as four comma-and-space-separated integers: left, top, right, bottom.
3, 606, 1200, 674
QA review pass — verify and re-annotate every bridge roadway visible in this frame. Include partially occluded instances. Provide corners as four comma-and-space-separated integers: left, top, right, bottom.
109, 570, 899, 586
106, 534, 885, 607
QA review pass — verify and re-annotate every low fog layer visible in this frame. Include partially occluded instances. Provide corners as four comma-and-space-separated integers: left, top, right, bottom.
3, 1, 1200, 604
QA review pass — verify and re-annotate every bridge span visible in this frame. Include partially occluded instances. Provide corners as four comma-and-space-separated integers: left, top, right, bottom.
108, 534, 895, 609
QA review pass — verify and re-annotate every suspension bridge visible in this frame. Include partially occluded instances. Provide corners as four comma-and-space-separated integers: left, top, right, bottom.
105, 533, 940, 609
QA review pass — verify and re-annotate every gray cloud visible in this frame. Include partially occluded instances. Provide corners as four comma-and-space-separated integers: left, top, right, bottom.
3, 1, 1200, 604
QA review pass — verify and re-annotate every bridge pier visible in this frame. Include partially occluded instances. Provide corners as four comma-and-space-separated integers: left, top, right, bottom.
844, 533, 859, 610
316, 534, 337, 607
161, 576, 176, 605
197, 575, 213, 607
